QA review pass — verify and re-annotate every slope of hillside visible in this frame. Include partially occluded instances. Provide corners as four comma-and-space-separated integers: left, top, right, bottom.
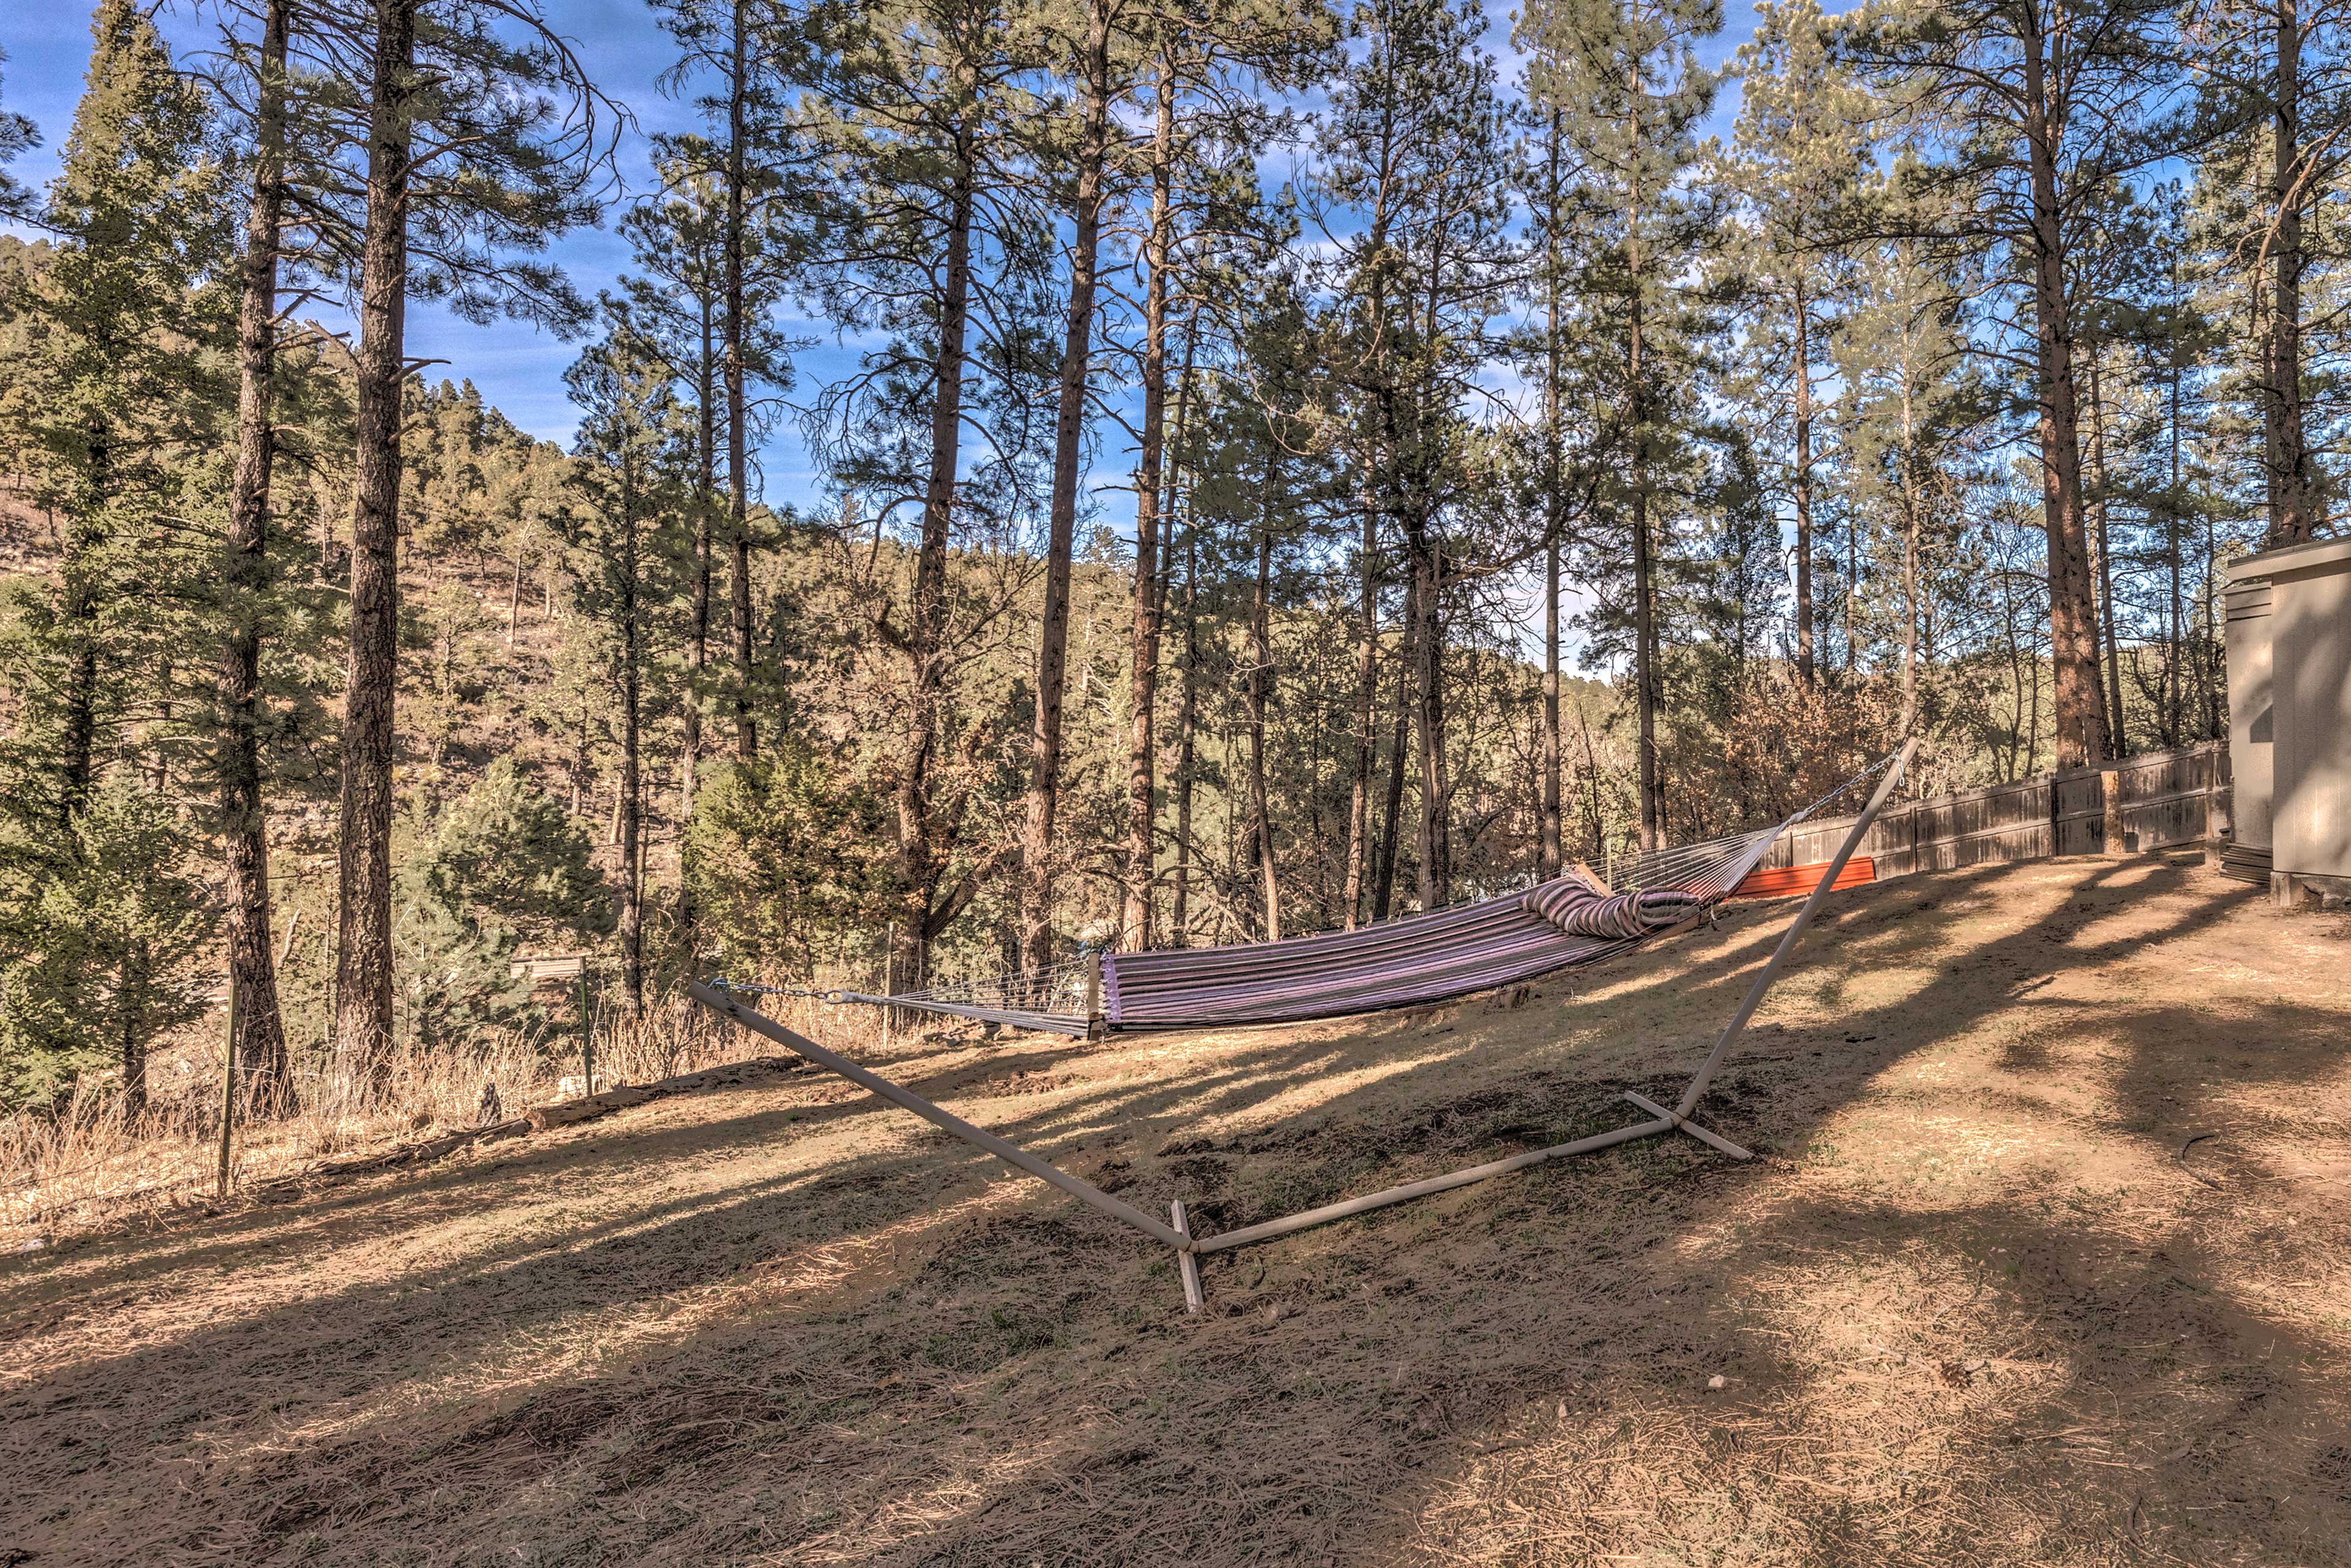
3, 852, 2348, 1566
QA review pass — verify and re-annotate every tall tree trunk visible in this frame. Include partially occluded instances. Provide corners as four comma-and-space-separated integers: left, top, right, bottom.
678, 294, 716, 955
2022, 18, 2108, 769
891, 116, 976, 993
1627, 144, 1661, 852
1898, 364, 1920, 736
2087, 353, 2126, 752
724, 8, 757, 760
1247, 482, 1279, 940
1409, 523, 1449, 908
1122, 54, 1177, 953
1344, 448, 1378, 928
619, 505, 644, 1021
2268, 0, 2317, 547
684, 305, 715, 811
1371, 572, 1414, 921
1171, 525, 1198, 945
335, 0, 416, 1098
1021, 0, 1112, 972
222, 0, 292, 1109
1539, 110, 1564, 879
2165, 296, 2184, 746
1793, 276, 1815, 685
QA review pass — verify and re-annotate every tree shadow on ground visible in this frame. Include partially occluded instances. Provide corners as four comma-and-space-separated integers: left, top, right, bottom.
5, 854, 2348, 1565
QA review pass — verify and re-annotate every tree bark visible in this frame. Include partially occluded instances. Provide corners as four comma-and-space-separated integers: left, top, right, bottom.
2022, 15, 2108, 769
1122, 53, 1177, 953
1247, 476, 1279, 940
678, 282, 716, 957
335, 0, 416, 1097
1021, 0, 1112, 973
1345, 447, 1378, 928
222, 0, 292, 1109
890, 105, 977, 993
1793, 276, 1815, 686
1371, 572, 1413, 921
2087, 352, 2126, 752
1540, 110, 1564, 879
1627, 131, 1661, 852
618, 489, 644, 1021
1171, 524, 1198, 945
2165, 291, 2184, 746
724, 7, 757, 760
2268, 0, 2317, 547
1408, 522, 1450, 908
1898, 358, 1920, 736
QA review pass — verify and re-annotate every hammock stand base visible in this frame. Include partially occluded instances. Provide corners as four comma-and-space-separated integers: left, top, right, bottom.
688, 741, 1911, 1314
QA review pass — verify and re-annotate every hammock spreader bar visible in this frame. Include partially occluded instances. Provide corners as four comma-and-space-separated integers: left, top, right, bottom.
689, 740, 1916, 1313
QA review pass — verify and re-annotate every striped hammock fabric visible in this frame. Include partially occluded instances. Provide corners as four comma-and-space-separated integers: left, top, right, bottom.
1522, 882, 1707, 940
1101, 825, 1777, 1032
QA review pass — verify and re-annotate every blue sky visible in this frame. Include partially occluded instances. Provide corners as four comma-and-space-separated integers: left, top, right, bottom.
2, 0, 1799, 533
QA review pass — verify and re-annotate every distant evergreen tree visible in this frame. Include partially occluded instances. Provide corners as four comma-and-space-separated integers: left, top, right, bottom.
0, 0, 229, 831
0, 776, 212, 1109
562, 305, 693, 1016
0, 46, 36, 221
0, 0, 230, 1115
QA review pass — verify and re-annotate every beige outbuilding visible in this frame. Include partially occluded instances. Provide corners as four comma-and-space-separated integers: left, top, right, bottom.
2225, 535, 2351, 906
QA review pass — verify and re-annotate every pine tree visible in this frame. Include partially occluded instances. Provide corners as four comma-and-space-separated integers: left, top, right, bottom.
1724, 0, 1872, 686
1524, 0, 1724, 852
316, 0, 615, 1098
5, 0, 229, 834
0, 47, 36, 221
1019, 0, 1125, 973
213, 0, 298, 1106
1318, 0, 1515, 910
563, 305, 691, 1018
1838, 0, 2183, 768
0, 777, 212, 1110
801, 0, 1048, 991
648, 0, 812, 764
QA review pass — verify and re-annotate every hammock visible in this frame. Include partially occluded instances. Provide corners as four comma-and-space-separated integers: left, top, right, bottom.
690, 741, 1917, 1311
822, 753, 1899, 1038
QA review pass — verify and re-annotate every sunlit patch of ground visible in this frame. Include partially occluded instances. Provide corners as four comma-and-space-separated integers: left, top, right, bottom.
4, 851, 2349, 1565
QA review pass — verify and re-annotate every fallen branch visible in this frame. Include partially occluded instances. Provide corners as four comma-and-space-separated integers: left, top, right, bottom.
2178, 1131, 2222, 1189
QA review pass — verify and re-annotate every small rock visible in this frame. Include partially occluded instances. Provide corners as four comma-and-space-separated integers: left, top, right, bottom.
1706, 1375, 1725, 1390
15, 1236, 46, 1253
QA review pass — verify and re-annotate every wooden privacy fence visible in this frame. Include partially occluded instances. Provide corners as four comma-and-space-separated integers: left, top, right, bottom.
1753, 741, 2232, 882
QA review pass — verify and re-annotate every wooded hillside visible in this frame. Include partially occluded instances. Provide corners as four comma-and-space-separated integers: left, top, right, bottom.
0, 0, 2329, 1118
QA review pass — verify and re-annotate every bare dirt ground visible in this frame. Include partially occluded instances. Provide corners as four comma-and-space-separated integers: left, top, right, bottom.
4, 851, 2349, 1567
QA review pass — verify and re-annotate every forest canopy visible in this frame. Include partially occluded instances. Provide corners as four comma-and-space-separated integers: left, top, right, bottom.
0, 0, 2328, 1115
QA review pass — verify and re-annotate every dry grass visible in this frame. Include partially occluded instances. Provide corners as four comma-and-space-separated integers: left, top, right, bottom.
1, 996, 842, 1242
4, 852, 2349, 1566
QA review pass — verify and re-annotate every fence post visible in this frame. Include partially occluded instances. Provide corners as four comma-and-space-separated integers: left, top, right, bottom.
2203, 740, 2225, 863
577, 969, 596, 1095
2101, 769, 2126, 857
216, 979, 239, 1200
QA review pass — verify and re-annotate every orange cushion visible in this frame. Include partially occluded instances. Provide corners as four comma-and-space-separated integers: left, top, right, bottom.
1732, 858, 1875, 901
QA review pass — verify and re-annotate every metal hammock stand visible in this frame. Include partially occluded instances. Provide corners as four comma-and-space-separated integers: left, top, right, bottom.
688, 740, 1914, 1313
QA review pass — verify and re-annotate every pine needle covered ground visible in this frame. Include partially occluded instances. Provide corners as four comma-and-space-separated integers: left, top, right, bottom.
4, 852, 2349, 1566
